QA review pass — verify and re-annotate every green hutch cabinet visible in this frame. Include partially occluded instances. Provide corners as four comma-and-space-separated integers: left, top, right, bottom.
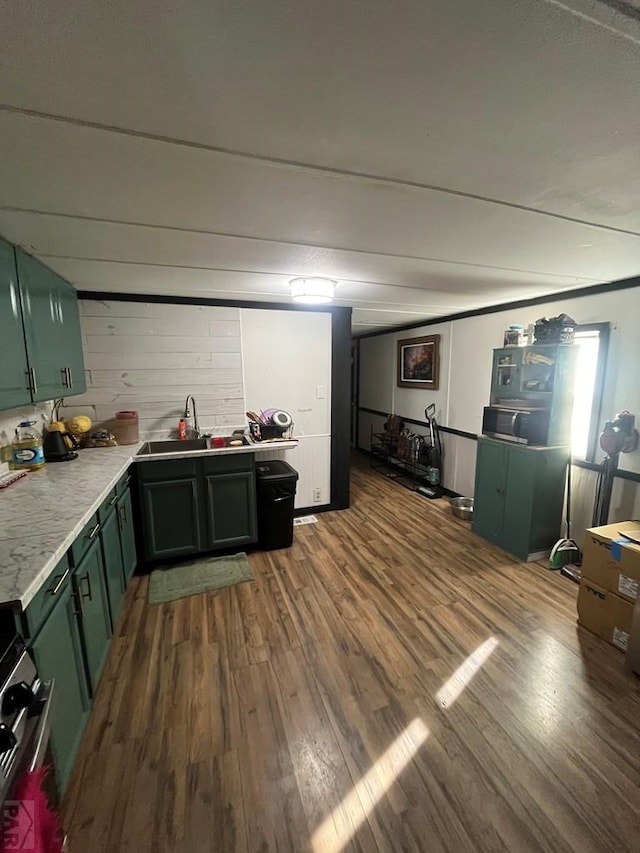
473, 341, 576, 560
490, 343, 576, 446
473, 438, 569, 561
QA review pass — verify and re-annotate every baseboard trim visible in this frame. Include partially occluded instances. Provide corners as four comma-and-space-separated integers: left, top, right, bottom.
295, 504, 331, 515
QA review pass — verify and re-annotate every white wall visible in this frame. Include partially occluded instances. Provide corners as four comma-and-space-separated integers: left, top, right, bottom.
65, 300, 244, 438
358, 335, 395, 413
241, 309, 332, 508
358, 284, 640, 539
62, 300, 333, 510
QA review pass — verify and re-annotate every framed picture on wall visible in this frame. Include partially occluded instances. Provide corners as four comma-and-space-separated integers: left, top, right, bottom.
397, 334, 440, 389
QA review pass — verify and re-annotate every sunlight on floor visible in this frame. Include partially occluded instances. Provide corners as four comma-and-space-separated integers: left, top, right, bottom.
436, 636, 499, 709
311, 718, 429, 853
522, 633, 572, 739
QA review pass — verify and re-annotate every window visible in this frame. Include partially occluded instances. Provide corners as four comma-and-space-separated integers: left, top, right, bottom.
570, 323, 609, 461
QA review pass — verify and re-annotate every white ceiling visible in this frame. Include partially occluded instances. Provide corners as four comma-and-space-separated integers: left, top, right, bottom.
0, 0, 639, 333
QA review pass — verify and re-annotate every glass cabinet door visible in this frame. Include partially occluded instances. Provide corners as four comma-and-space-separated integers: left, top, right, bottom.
519, 346, 557, 394
491, 348, 522, 401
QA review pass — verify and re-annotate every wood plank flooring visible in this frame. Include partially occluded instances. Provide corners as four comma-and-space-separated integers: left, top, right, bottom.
62, 454, 640, 852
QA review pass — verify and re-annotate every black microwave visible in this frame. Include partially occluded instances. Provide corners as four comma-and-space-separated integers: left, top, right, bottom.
482, 406, 550, 446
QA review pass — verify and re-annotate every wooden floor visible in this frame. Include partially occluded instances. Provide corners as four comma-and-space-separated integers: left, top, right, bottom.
62, 454, 640, 852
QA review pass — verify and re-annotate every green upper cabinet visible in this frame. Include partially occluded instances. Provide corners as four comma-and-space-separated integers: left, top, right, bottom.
15, 249, 68, 401
0, 239, 31, 409
57, 277, 87, 395
11, 247, 86, 404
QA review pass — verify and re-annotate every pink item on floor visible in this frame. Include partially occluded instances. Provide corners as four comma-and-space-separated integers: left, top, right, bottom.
1, 767, 63, 853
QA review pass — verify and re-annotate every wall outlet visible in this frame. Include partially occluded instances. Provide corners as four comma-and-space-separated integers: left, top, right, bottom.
313, 488, 322, 502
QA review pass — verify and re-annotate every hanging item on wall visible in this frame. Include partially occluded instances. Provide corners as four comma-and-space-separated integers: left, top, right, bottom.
396, 334, 440, 389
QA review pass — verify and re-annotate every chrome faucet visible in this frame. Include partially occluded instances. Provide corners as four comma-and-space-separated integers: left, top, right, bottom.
183, 394, 200, 438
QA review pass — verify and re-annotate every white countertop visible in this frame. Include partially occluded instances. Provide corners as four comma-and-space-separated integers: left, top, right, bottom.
0, 439, 297, 610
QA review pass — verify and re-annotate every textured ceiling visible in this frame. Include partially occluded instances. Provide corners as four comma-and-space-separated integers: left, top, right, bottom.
0, 0, 639, 333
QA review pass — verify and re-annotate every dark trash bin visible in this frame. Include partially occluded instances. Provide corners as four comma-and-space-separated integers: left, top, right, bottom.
255, 460, 299, 550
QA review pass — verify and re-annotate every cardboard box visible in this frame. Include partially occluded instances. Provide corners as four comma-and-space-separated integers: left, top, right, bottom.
627, 597, 640, 676
581, 521, 640, 602
577, 578, 634, 652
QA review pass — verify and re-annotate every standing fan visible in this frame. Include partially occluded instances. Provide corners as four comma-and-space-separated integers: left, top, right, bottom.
592, 411, 638, 526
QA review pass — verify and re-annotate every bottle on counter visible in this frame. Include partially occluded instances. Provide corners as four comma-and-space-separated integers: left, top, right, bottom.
11, 421, 45, 471
178, 419, 188, 440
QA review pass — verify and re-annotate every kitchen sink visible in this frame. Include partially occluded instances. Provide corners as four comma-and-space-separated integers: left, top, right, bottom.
136, 436, 251, 455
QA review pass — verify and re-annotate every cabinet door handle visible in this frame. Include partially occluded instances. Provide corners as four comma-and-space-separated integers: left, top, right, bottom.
86, 522, 100, 541
67, 367, 73, 388
60, 367, 69, 388
26, 367, 38, 395
47, 567, 71, 596
72, 587, 83, 617
109, 494, 118, 506
79, 573, 93, 601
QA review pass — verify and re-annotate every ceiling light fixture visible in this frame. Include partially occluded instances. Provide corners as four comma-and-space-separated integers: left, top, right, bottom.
290, 277, 336, 305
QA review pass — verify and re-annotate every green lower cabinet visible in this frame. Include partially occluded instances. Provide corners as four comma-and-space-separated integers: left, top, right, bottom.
22, 483, 138, 793
74, 538, 112, 694
137, 455, 258, 562
140, 476, 202, 560
100, 507, 126, 630
471, 439, 508, 542
117, 487, 138, 580
30, 576, 89, 792
205, 471, 257, 548
472, 437, 568, 561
